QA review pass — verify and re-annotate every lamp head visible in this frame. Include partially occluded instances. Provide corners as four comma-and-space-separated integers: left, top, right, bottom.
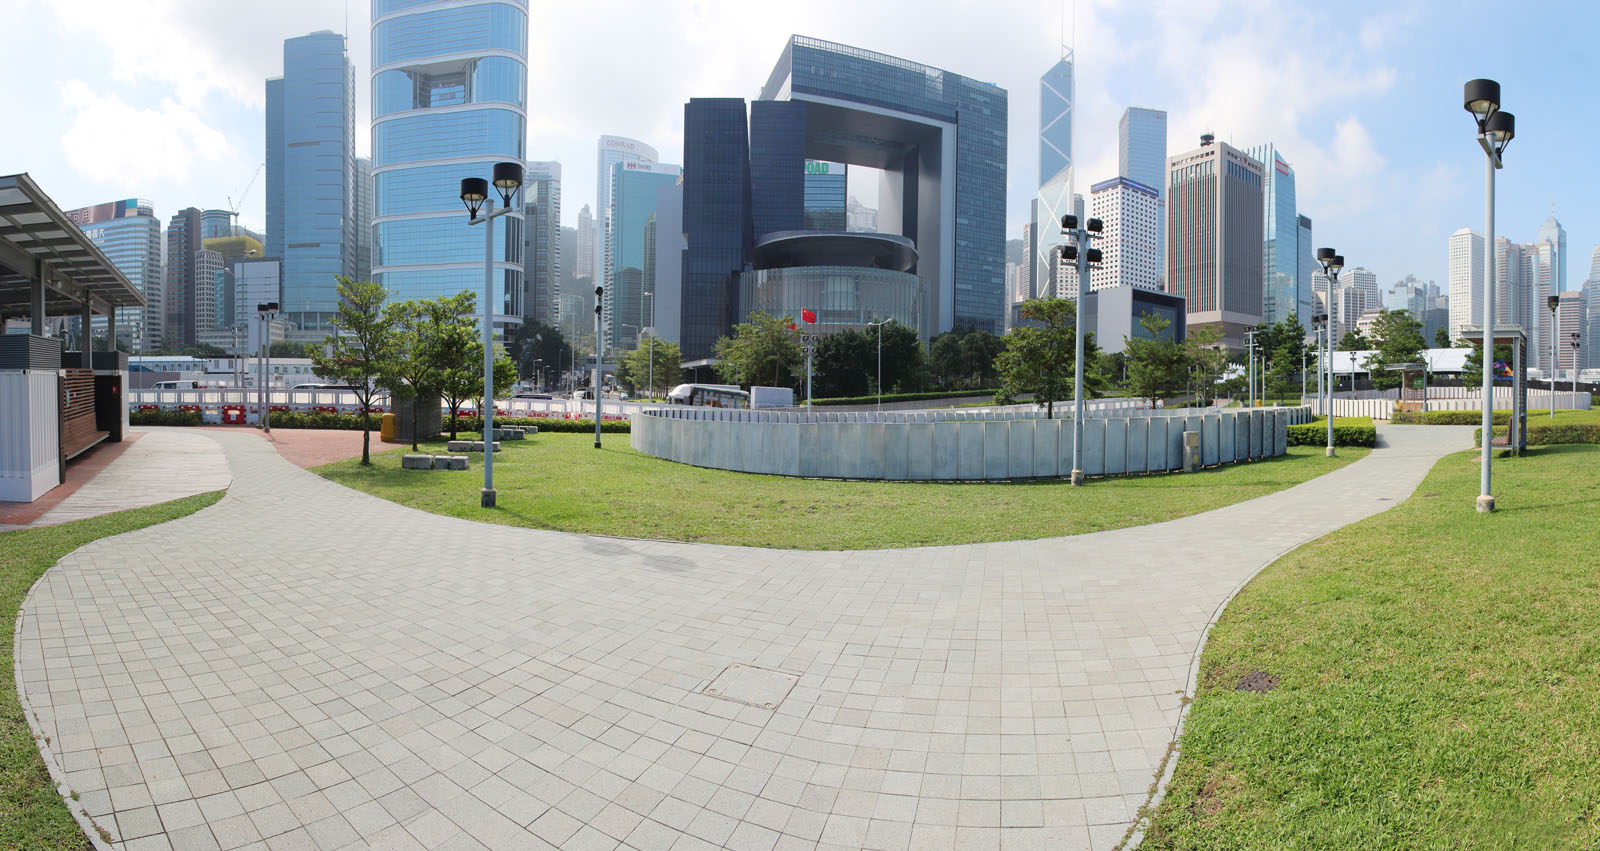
1060, 244, 1078, 261
1085, 247, 1103, 264
1549, 294, 1561, 311
1486, 110, 1515, 154
594, 284, 604, 297
1463, 78, 1501, 123
492, 161, 524, 206
460, 177, 488, 219
1316, 247, 1336, 263
1330, 255, 1345, 274
1086, 217, 1103, 233
1061, 214, 1078, 231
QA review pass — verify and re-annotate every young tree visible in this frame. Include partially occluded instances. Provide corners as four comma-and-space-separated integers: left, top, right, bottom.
615, 335, 683, 399
1123, 314, 1188, 407
1340, 329, 1371, 350
1363, 308, 1427, 391
814, 328, 873, 398
1185, 324, 1230, 405
312, 277, 394, 465
712, 311, 802, 389
439, 336, 516, 439
929, 326, 1003, 389
1434, 326, 1451, 348
381, 291, 475, 450
994, 299, 1103, 418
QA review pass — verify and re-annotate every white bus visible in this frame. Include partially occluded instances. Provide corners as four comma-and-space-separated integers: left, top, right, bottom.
667, 383, 751, 408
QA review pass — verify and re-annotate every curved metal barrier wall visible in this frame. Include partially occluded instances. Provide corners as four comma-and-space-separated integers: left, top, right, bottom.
632, 406, 1311, 480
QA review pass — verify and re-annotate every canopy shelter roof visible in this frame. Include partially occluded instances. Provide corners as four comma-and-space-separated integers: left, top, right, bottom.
0, 173, 143, 321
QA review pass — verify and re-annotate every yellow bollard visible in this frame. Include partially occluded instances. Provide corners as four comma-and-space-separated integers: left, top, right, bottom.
380, 412, 398, 443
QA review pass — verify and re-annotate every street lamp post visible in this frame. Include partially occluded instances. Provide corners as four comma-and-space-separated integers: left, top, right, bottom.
593, 283, 604, 448
1548, 294, 1560, 419
866, 319, 887, 413
1571, 333, 1582, 405
1059, 199, 1104, 486
459, 161, 524, 508
1464, 79, 1515, 513
643, 291, 655, 402
256, 301, 278, 432
1316, 249, 1344, 456
1244, 327, 1256, 408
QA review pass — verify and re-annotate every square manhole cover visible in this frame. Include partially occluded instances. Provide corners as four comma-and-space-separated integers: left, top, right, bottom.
702, 663, 798, 710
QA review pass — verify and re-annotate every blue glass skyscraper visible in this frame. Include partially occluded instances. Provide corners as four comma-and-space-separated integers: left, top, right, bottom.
370, 0, 526, 332
266, 30, 355, 332
66, 199, 163, 351
1244, 143, 1302, 326
1118, 107, 1167, 285
607, 160, 680, 351
1036, 55, 1073, 298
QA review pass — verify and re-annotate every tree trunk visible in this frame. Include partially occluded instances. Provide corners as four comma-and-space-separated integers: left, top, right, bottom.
361, 408, 371, 465
1047, 399, 1054, 419
411, 397, 419, 451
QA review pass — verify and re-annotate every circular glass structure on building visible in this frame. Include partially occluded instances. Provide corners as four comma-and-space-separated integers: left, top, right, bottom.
744, 231, 930, 338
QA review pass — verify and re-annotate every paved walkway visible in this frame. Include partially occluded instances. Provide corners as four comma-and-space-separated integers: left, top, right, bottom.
1, 430, 231, 531
15, 426, 1473, 851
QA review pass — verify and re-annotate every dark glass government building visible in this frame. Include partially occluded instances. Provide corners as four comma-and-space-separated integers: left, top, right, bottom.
370, 0, 527, 333
679, 36, 1007, 360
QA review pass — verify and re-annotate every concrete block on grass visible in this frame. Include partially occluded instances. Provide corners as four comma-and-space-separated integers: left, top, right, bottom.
401, 454, 434, 470
446, 440, 500, 453
438, 455, 468, 471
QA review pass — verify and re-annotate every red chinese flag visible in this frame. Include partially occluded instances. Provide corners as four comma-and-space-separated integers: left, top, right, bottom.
802, 308, 817, 324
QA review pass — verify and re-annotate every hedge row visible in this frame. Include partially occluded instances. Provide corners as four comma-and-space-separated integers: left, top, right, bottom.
449, 415, 630, 434
1287, 419, 1377, 448
129, 409, 202, 427
1392, 410, 1511, 426
1474, 423, 1600, 447
266, 411, 373, 430
811, 388, 1003, 406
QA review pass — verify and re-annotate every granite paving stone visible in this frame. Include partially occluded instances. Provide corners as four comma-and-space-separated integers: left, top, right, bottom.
15, 426, 1472, 849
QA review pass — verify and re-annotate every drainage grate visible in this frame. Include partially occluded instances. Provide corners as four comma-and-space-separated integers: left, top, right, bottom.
1235, 671, 1279, 693
702, 664, 799, 710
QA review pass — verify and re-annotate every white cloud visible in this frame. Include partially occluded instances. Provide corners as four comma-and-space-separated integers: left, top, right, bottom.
58, 81, 233, 185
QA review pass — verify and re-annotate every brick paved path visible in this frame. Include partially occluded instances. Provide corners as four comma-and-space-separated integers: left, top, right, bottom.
15, 426, 1473, 850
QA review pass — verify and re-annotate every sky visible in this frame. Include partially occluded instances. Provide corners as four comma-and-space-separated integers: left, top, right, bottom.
4, 0, 1598, 293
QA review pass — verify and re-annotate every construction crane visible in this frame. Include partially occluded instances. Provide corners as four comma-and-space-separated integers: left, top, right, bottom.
227, 163, 264, 236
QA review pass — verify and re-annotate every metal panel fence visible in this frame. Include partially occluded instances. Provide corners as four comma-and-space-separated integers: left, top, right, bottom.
631, 406, 1309, 481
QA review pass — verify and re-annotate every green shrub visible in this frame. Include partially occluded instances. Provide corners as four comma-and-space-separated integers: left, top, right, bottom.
1287, 419, 1377, 448
129, 409, 202, 426
1475, 423, 1600, 447
811, 388, 1004, 406
449, 415, 630, 434
1392, 410, 1510, 425
266, 411, 373, 430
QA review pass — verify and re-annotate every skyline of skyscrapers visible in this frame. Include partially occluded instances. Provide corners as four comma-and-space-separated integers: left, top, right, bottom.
267, 30, 356, 333
371, 0, 528, 334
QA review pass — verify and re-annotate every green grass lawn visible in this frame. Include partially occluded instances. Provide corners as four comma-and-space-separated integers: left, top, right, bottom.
1141, 444, 1600, 850
316, 432, 1367, 549
0, 492, 224, 851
